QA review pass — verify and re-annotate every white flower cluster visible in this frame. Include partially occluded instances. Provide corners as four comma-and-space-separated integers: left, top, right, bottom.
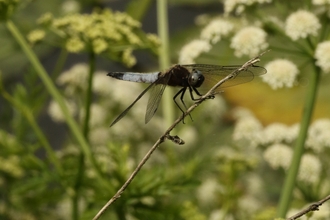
312, 0, 330, 5
297, 153, 322, 184
306, 119, 330, 152
92, 71, 113, 96
230, 26, 268, 58
232, 109, 328, 185
224, 0, 272, 15
196, 178, 219, 205
261, 59, 299, 89
315, 41, 330, 73
89, 104, 107, 128
232, 110, 263, 147
285, 10, 321, 41
178, 39, 211, 64
48, 99, 77, 123
263, 143, 292, 169
56, 63, 89, 95
179, 17, 234, 63
200, 18, 234, 44
261, 123, 299, 145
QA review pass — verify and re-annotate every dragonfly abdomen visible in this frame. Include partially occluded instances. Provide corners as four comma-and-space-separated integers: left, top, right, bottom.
107, 72, 160, 83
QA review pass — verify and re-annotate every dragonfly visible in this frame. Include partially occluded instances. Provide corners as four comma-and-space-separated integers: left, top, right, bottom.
107, 64, 266, 127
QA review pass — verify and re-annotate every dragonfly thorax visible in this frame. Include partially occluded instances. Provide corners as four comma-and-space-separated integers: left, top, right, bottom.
188, 69, 205, 88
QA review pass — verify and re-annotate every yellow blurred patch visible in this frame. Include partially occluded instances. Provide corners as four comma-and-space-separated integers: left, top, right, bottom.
223, 79, 330, 125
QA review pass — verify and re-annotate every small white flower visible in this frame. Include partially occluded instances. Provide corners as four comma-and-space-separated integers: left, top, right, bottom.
55, 198, 72, 219
262, 59, 299, 89
200, 18, 234, 44
210, 209, 234, 220
230, 26, 268, 58
224, 0, 272, 15
140, 196, 156, 206
196, 178, 219, 205
286, 209, 300, 219
232, 107, 255, 120
312, 0, 330, 5
224, 0, 240, 15
89, 104, 107, 127
92, 71, 113, 96
57, 63, 89, 95
61, 0, 81, 14
246, 174, 264, 196
178, 39, 211, 64
89, 128, 109, 145
238, 195, 261, 214
315, 41, 330, 73
298, 153, 321, 184
261, 123, 291, 145
285, 123, 300, 143
263, 144, 292, 169
48, 99, 77, 123
285, 10, 321, 41
306, 119, 330, 152
195, 14, 211, 26
199, 96, 227, 121
176, 126, 198, 150
111, 118, 142, 139
233, 115, 263, 147
110, 79, 145, 107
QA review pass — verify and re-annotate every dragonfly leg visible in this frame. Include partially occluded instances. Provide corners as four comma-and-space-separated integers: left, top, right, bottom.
180, 88, 195, 122
189, 87, 215, 100
173, 87, 193, 123
189, 86, 202, 100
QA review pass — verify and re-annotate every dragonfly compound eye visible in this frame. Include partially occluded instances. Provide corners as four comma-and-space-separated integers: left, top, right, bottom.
189, 69, 205, 87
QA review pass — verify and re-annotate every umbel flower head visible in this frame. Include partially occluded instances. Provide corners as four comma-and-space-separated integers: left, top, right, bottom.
178, 39, 211, 64
30, 9, 160, 67
261, 59, 299, 89
315, 41, 330, 73
230, 26, 268, 58
285, 10, 321, 41
224, 0, 272, 16
200, 18, 234, 44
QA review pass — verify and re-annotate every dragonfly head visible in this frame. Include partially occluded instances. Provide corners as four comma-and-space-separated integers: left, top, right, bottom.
188, 69, 205, 87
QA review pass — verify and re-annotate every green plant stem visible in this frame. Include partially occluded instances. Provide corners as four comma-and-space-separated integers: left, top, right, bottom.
157, 0, 174, 128
72, 52, 95, 220
0, 87, 62, 175
157, 0, 178, 165
276, 65, 321, 217
5, 19, 107, 187
72, 152, 84, 220
83, 52, 95, 137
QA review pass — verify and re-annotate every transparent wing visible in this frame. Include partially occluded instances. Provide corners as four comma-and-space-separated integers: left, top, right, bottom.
182, 64, 266, 93
110, 82, 156, 127
145, 83, 168, 124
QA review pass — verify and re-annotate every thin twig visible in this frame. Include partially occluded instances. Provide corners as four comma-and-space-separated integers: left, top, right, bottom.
286, 194, 330, 220
93, 51, 268, 220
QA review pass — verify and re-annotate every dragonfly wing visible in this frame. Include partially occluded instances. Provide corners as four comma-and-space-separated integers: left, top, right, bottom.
182, 64, 266, 93
145, 83, 167, 124
144, 72, 172, 124
110, 82, 156, 127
